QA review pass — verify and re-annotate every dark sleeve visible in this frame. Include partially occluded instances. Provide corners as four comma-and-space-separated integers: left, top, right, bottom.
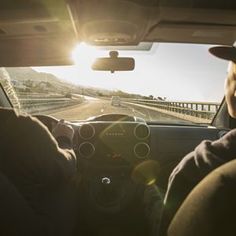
56, 136, 73, 149
0, 171, 50, 235
0, 109, 77, 188
0, 109, 77, 233
159, 129, 236, 236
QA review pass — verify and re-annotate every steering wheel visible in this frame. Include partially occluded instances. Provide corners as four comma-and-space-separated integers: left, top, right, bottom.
87, 113, 144, 122
34, 114, 58, 132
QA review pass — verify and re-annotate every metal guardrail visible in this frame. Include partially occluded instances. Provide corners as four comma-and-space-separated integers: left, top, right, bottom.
16, 93, 220, 121
17, 92, 64, 98
124, 99, 220, 120
18, 95, 84, 114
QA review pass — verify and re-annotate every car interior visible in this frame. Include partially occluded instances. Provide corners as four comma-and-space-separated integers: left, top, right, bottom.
0, 0, 236, 236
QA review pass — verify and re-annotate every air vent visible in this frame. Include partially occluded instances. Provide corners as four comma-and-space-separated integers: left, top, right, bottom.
134, 123, 150, 140
78, 142, 95, 159
79, 123, 95, 140
134, 142, 150, 159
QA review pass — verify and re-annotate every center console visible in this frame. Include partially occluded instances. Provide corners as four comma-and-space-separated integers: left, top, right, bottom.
74, 121, 151, 235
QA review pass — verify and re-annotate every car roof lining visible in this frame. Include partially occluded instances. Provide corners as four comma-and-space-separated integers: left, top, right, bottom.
0, 0, 236, 66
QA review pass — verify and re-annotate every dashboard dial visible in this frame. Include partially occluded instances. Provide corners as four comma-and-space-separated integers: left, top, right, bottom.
79, 123, 95, 140
134, 123, 150, 140
134, 142, 150, 159
78, 142, 95, 158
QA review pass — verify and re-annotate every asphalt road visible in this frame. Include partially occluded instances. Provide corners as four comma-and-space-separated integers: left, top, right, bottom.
49, 97, 187, 123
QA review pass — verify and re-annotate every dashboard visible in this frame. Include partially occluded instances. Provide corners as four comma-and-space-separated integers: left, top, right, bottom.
70, 120, 227, 188
35, 114, 228, 235
36, 113, 228, 190
74, 122, 151, 165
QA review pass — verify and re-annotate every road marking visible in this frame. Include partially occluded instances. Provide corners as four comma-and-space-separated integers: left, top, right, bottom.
132, 108, 146, 117
83, 96, 99, 101
147, 109, 152, 120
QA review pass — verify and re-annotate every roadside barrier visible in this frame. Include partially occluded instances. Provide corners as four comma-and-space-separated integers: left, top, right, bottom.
18, 94, 84, 114
123, 99, 220, 121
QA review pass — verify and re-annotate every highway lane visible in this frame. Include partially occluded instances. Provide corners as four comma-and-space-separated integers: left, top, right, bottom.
48, 98, 188, 123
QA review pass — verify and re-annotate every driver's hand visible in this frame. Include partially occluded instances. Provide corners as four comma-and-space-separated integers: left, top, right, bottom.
225, 62, 236, 118
52, 119, 74, 144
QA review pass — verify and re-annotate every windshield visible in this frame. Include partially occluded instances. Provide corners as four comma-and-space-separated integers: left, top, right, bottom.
0, 43, 228, 124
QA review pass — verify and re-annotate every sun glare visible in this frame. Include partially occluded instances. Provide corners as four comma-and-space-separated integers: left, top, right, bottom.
72, 43, 104, 69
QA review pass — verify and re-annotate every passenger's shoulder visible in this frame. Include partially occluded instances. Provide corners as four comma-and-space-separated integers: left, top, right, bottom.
170, 140, 217, 181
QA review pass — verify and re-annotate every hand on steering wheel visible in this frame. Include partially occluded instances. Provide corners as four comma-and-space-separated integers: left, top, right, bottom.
52, 119, 74, 143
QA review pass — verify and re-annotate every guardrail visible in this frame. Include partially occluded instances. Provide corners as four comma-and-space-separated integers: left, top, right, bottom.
17, 92, 65, 99
18, 94, 84, 114
123, 99, 220, 120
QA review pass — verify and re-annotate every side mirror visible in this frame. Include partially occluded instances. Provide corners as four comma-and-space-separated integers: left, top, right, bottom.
92, 51, 135, 73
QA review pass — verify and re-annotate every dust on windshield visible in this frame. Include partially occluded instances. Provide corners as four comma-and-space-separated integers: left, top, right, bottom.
0, 43, 228, 124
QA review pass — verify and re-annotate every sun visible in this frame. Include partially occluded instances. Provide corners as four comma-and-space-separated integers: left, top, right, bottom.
71, 43, 105, 69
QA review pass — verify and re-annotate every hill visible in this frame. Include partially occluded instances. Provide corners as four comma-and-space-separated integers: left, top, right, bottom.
5, 67, 159, 100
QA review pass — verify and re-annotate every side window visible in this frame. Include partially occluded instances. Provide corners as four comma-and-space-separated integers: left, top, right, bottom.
0, 83, 13, 108
0, 68, 20, 109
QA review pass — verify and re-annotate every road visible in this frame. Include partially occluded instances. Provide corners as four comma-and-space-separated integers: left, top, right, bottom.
48, 97, 188, 123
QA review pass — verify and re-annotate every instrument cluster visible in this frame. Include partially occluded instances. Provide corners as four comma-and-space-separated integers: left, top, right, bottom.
75, 121, 151, 165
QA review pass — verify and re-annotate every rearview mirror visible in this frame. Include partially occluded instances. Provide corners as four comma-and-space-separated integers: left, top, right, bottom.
92, 51, 135, 73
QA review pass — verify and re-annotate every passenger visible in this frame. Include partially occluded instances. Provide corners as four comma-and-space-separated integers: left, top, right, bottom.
168, 158, 236, 236
0, 108, 77, 235
159, 46, 236, 236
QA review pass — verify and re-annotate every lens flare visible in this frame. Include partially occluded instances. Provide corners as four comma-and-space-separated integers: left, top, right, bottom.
131, 160, 160, 186
71, 43, 104, 68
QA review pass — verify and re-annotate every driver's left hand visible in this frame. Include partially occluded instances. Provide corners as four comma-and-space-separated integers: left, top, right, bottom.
52, 119, 74, 144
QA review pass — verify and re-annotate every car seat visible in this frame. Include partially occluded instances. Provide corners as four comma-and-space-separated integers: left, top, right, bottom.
167, 159, 236, 236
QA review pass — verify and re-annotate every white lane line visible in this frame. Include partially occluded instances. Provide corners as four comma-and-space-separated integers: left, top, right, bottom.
147, 109, 152, 120
83, 96, 99, 101
132, 108, 146, 117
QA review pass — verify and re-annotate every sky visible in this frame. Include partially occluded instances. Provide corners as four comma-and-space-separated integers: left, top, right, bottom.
33, 43, 228, 102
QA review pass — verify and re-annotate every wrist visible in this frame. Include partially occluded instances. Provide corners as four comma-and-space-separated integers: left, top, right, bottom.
56, 136, 73, 149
